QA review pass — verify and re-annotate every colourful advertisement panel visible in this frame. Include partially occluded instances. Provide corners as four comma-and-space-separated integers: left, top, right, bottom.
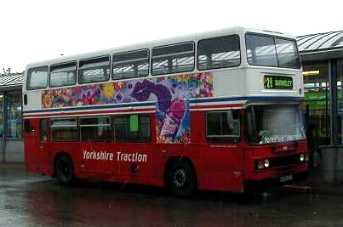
42, 73, 214, 144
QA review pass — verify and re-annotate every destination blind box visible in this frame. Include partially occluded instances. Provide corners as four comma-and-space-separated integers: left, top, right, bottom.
264, 75, 293, 90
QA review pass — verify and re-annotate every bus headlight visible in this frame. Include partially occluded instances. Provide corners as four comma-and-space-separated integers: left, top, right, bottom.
299, 154, 305, 162
264, 159, 270, 168
257, 160, 264, 170
256, 159, 270, 170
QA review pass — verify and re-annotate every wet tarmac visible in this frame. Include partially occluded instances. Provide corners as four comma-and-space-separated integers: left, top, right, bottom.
0, 165, 343, 227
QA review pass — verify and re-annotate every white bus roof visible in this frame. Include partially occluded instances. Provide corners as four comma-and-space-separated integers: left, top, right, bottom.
26, 26, 295, 69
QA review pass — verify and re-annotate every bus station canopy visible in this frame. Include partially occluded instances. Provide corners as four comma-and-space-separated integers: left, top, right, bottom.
297, 30, 343, 61
0, 73, 23, 90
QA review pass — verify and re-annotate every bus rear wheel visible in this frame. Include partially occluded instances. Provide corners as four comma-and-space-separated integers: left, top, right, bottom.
166, 160, 197, 197
55, 155, 75, 185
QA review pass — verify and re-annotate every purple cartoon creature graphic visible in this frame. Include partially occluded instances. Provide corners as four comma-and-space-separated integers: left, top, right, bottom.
131, 79, 172, 113
130, 79, 188, 144
160, 98, 186, 142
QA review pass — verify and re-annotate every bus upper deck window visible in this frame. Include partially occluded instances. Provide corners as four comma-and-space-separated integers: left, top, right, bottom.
79, 56, 110, 84
50, 62, 77, 87
27, 66, 48, 90
113, 49, 149, 80
197, 35, 241, 70
152, 42, 195, 76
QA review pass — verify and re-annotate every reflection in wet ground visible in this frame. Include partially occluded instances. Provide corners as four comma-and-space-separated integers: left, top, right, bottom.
0, 165, 343, 227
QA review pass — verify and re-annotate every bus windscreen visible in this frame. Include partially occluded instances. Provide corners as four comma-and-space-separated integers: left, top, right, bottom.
247, 105, 306, 144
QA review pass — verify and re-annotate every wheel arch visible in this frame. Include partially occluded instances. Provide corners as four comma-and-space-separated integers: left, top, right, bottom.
163, 156, 198, 187
53, 151, 73, 177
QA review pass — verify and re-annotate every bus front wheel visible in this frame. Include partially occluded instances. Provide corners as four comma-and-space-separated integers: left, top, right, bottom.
55, 155, 75, 185
166, 160, 197, 197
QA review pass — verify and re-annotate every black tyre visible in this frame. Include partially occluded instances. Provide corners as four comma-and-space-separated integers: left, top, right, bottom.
55, 155, 74, 185
166, 160, 197, 197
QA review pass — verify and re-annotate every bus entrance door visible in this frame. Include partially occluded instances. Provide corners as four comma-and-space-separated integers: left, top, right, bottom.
39, 119, 51, 174
24, 119, 40, 172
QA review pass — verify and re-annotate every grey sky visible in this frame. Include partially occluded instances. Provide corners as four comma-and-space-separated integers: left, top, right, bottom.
1, 0, 342, 72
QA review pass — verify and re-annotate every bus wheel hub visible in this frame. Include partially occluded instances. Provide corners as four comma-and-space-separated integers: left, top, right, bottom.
173, 169, 186, 187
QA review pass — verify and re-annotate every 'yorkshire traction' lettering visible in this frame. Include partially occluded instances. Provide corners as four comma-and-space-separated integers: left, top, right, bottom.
116, 152, 148, 163
82, 150, 148, 163
83, 150, 114, 161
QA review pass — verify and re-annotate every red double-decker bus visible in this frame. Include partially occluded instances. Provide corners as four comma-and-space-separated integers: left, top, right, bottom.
23, 27, 308, 196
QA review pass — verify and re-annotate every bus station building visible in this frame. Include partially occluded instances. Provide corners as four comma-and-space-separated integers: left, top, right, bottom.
0, 73, 23, 163
297, 30, 343, 180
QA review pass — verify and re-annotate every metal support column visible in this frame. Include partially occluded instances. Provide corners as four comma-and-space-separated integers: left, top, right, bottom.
329, 59, 338, 145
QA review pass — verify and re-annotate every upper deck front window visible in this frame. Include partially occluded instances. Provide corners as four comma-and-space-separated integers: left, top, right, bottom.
246, 34, 301, 69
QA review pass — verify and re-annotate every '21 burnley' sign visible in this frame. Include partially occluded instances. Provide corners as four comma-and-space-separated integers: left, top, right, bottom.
264, 75, 293, 90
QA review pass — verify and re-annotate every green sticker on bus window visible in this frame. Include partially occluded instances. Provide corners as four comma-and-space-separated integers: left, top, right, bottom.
129, 115, 139, 132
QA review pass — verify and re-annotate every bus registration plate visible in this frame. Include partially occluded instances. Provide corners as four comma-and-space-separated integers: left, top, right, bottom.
280, 175, 293, 183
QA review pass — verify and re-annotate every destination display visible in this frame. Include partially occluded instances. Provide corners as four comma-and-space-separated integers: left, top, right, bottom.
264, 75, 293, 90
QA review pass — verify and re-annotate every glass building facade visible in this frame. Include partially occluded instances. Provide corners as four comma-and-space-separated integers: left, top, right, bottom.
298, 31, 343, 181
303, 61, 330, 145
6, 91, 22, 140
0, 73, 23, 163
298, 31, 343, 147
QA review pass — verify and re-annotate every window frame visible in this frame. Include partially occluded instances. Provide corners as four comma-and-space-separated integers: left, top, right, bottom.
79, 116, 113, 142
49, 61, 77, 88
245, 32, 301, 69
206, 110, 241, 144
275, 37, 301, 69
113, 114, 151, 143
151, 41, 195, 76
26, 66, 49, 90
112, 48, 150, 80
197, 34, 241, 71
50, 118, 79, 142
246, 104, 306, 145
78, 55, 110, 84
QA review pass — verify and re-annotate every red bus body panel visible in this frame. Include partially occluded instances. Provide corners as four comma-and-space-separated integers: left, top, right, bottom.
24, 110, 309, 193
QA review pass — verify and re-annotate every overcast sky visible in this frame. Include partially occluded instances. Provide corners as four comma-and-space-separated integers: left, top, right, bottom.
1, 0, 342, 72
